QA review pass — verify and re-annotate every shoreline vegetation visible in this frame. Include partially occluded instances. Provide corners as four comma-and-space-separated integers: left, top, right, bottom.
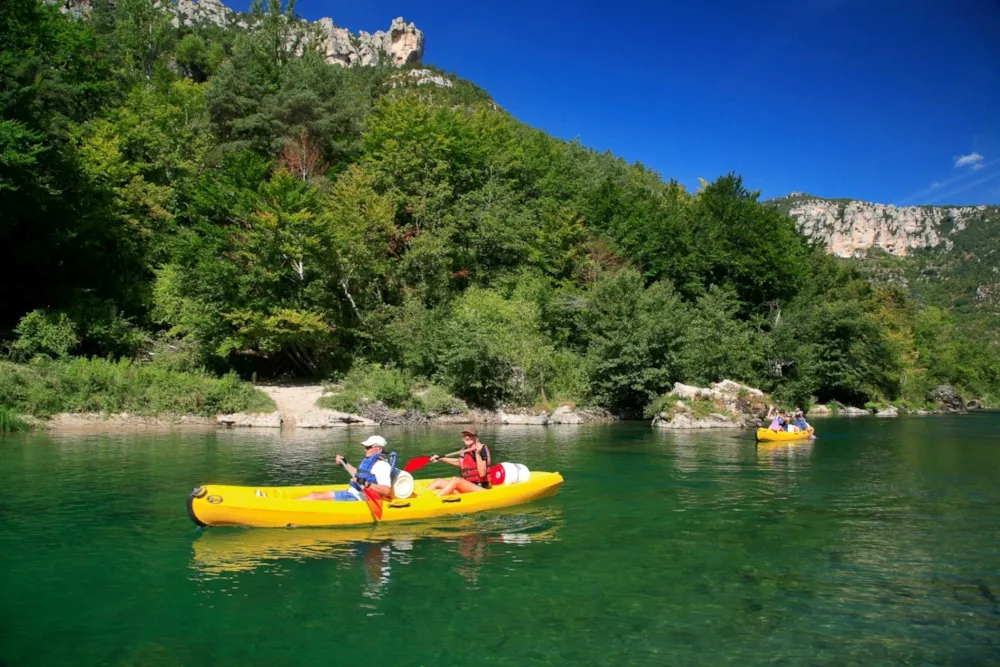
2, 0, 998, 433
0, 359, 987, 433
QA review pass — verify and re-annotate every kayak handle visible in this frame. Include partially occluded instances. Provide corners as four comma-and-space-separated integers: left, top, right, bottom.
441, 497, 462, 504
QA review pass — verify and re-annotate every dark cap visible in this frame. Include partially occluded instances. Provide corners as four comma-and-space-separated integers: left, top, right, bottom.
461, 427, 478, 437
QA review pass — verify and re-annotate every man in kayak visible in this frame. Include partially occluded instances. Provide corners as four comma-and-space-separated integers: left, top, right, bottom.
426, 427, 492, 496
297, 435, 393, 501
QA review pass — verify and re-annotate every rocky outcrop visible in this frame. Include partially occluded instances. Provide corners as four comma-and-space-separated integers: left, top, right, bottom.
652, 380, 767, 429
388, 69, 454, 88
50, 0, 423, 68
876, 406, 899, 418
172, 0, 230, 28
770, 193, 989, 258
929, 385, 964, 412
313, 16, 423, 67
807, 404, 832, 416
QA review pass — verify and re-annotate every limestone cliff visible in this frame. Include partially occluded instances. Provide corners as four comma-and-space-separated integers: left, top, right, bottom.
769, 193, 993, 258
51, 0, 423, 68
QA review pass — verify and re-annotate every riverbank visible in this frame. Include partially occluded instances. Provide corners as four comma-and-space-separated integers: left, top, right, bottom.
1, 360, 987, 433
0, 358, 274, 432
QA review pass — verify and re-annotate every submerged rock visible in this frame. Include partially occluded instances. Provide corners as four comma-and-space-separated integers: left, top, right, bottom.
654, 412, 745, 430
217, 412, 282, 428
498, 411, 549, 425
296, 409, 377, 428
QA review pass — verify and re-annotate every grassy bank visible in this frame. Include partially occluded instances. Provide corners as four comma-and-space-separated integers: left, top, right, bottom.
0, 358, 274, 419
318, 363, 467, 417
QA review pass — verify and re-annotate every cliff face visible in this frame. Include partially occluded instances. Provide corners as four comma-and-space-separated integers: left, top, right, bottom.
52, 0, 423, 68
770, 193, 991, 258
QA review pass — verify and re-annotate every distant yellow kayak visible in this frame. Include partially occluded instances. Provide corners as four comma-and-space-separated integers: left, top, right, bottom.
187, 472, 564, 528
755, 427, 815, 442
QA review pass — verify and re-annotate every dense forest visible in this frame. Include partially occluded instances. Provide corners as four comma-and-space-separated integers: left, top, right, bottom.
2, 0, 998, 421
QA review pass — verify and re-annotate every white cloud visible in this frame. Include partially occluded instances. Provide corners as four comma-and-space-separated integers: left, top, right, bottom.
971, 163, 985, 171
954, 152, 985, 168
931, 182, 942, 189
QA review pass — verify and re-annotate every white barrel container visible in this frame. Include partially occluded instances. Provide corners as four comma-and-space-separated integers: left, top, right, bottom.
494, 462, 530, 485
499, 462, 520, 485
514, 463, 530, 483
391, 470, 414, 499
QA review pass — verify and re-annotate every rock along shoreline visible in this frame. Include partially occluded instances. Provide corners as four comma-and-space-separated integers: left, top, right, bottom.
33, 382, 984, 432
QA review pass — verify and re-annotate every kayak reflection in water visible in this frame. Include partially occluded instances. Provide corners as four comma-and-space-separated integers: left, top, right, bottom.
426, 427, 492, 496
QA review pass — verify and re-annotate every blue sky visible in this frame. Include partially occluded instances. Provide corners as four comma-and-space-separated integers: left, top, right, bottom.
231, 0, 1000, 205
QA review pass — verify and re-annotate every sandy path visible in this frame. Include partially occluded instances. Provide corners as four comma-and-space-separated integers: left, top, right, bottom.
258, 384, 325, 426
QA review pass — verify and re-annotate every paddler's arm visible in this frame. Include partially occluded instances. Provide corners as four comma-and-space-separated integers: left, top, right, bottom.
337, 455, 391, 498
475, 444, 489, 477
366, 482, 392, 498
336, 454, 357, 477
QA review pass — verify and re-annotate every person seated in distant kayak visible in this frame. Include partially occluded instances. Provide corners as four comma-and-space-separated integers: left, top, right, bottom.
766, 405, 787, 432
427, 427, 492, 496
297, 435, 393, 501
793, 411, 812, 434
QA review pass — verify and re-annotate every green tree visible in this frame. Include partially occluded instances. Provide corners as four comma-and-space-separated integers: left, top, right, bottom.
581, 269, 689, 414
679, 286, 768, 386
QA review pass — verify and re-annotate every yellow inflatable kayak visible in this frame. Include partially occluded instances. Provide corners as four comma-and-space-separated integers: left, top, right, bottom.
755, 427, 815, 442
187, 472, 564, 528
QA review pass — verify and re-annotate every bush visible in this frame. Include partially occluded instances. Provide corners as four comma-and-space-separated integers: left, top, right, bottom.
0, 359, 273, 417
318, 362, 468, 415
0, 406, 31, 433
412, 384, 467, 415
319, 362, 411, 412
12, 310, 80, 360
644, 393, 678, 419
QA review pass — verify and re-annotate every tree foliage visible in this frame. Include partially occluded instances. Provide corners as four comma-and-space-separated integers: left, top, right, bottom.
2, 0, 997, 415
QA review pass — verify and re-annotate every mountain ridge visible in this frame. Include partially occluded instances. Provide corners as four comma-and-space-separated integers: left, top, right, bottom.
50, 0, 425, 67
767, 191, 998, 259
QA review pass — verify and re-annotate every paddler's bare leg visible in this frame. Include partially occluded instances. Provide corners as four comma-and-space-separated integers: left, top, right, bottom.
435, 477, 486, 496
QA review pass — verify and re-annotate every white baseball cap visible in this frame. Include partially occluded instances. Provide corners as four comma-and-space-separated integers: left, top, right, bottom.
360, 435, 387, 449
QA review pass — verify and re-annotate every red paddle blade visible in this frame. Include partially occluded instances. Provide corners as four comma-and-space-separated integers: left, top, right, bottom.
363, 487, 383, 521
403, 455, 432, 473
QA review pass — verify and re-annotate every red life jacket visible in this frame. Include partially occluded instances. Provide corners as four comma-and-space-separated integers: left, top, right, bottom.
460, 445, 491, 485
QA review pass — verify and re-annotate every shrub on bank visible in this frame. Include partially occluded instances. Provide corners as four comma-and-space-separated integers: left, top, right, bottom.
0, 359, 274, 418
319, 362, 466, 415
0, 406, 32, 432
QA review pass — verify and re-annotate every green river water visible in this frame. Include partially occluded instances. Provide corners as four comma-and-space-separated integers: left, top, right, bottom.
1, 415, 999, 666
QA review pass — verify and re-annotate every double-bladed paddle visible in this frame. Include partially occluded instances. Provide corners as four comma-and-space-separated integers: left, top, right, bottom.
403, 448, 468, 473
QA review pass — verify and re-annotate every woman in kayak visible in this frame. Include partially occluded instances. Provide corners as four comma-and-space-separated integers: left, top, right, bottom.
427, 427, 492, 496
766, 405, 787, 432
793, 410, 812, 434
